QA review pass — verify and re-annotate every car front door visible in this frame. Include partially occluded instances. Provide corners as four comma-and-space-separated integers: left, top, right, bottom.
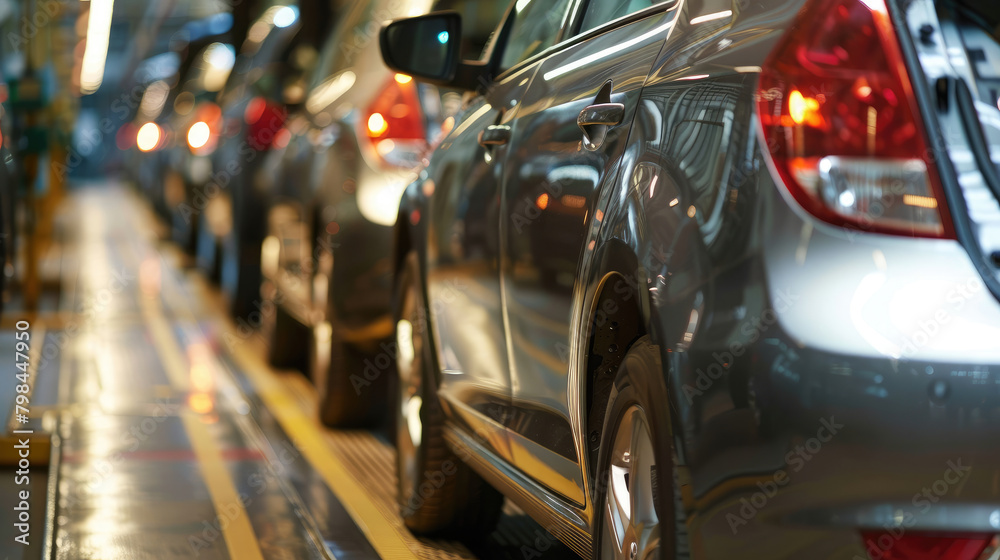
427, 0, 581, 465
498, 2, 679, 505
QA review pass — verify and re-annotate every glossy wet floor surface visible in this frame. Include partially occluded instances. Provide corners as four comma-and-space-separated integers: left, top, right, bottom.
0, 186, 576, 560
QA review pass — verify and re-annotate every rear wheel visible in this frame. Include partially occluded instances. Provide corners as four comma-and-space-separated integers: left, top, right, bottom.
594, 336, 688, 560
394, 252, 503, 537
315, 326, 386, 428
263, 293, 311, 374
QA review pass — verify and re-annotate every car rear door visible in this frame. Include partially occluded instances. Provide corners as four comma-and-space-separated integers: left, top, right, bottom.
497, 2, 679, 505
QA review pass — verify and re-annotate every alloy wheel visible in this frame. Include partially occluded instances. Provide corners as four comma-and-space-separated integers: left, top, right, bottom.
601, 405, 660, 560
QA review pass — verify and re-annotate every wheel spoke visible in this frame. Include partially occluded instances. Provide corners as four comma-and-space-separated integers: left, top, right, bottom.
601, 405, 661, 560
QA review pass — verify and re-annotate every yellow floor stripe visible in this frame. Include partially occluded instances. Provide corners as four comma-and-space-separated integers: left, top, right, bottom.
229, 346, 419, 560
140, 297, 190, 392
143, 295, 264, 560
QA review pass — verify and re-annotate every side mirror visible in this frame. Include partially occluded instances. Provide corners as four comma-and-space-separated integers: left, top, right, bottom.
380, 12, 464, 87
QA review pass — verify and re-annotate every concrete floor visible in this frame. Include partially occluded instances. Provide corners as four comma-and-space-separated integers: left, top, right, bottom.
0, 185, 575, 560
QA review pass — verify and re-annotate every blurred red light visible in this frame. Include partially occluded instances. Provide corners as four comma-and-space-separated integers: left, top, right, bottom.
861, 531, 992, 560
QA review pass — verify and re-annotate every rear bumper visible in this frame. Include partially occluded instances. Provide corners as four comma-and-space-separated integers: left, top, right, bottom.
661, 173, 1000, 558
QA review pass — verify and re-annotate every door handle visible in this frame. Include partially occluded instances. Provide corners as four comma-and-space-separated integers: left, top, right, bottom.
478, 125, 511, 147
578, 103, 624, 151
578, 103, 625, 127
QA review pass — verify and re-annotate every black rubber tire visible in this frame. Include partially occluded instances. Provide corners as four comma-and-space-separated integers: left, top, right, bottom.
265, 297, 311, 374
316, 333, 388, 428
394, 252, 503, 538
592, 335, 689, 560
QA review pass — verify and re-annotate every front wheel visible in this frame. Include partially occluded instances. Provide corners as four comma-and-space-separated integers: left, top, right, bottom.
394, 252, 503, 537
594, 336, 688, 560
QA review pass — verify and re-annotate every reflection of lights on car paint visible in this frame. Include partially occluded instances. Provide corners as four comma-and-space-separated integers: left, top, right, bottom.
669, 198, 679, 207
838, 190, 856, 207
687, 206, 697, 218
437, 31, 449, 44
306, 70, 356, 114
188, 121, 211, 149
689, 9, 733, 24
515, 0, 533, 12
261, 236, 280, 279
859, 0, 887, 13
677, 74, 710, 81
136, 122, 161, 152
544, 21, 674, 81
273, 6, 298, 27
535, 192, 549, 210
358, 178, 408, 226
394, 73, 413, 84
367, 113, 388, 136
376, 139, 396, 156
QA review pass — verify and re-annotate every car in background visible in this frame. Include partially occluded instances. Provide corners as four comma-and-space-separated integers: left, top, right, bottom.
161, 41, 236, 254
193, 2, 333, 320
126, 13, 233, 231
384, 0, 1000, 558
256, 0, 506, 427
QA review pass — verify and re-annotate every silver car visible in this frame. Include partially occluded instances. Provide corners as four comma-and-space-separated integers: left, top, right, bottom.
383, 0, 1000, 558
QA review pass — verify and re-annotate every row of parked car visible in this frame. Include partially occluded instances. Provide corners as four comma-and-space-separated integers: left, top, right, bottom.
130, 0, 1000, 558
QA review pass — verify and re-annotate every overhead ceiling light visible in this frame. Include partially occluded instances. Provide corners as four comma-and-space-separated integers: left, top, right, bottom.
80, 0, 116, 94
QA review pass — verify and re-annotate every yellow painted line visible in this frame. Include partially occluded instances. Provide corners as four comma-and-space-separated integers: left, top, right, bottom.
180, 411, 266, 560
140, 297, 190, 392
143, 295, 264, 560
229, 344, 420, 560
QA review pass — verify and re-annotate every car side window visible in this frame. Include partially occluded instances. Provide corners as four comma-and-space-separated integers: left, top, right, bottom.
580, 0, 669, 33
499, 0, 576, 72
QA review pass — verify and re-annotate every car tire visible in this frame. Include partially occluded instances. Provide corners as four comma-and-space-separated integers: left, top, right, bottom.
265, 296, 311, 374
394, 252, 504, 538
593, 335, 689, 560
315, 330, 387, 428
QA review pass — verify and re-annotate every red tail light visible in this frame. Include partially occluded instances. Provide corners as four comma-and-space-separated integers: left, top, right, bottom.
861, 531, 992, 560
245, 96, 287, 150
756, 0, 954, 238
362, 74, 426, 168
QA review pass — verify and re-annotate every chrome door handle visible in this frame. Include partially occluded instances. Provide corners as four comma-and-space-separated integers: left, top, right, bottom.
578, 103, 625, 127
478, 125, 511, 147
578, 103, 624, 151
